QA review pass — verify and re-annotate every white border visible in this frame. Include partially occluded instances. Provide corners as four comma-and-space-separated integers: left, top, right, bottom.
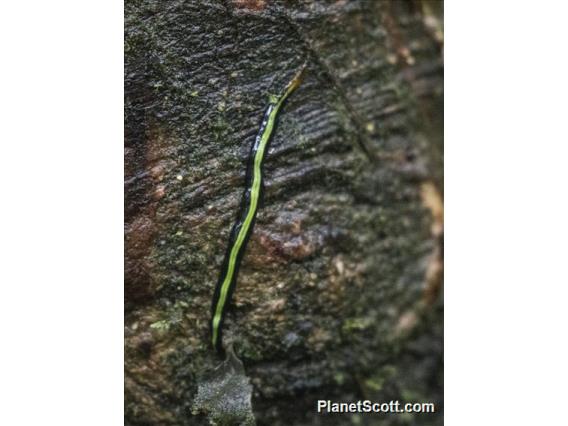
446, 1, 568, 424
0, 1, 123, 424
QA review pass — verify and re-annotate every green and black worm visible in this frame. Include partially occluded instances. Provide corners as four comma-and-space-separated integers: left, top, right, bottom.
210, 64, 306, 352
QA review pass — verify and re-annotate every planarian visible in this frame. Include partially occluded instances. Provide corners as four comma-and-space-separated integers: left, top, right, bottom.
210, 64, 306, 353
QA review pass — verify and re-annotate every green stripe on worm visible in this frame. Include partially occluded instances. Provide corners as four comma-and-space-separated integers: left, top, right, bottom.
210, 64, 306, 353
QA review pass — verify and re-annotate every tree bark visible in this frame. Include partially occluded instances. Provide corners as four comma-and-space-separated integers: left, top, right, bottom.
125, 0, 443, 424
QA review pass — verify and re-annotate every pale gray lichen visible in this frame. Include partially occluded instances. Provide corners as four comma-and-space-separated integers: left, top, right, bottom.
192, 348, 255, 426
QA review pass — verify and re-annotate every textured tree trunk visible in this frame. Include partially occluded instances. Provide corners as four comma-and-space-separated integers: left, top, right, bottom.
125, 0, 443, 425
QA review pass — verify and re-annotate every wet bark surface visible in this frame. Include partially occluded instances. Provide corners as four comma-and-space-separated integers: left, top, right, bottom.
125, 0, 443, 425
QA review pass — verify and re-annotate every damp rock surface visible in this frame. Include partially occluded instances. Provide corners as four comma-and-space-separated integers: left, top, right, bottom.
125, 1, 443, 425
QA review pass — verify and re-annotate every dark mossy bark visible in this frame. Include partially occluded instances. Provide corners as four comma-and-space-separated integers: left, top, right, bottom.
125, 1, 443, 425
